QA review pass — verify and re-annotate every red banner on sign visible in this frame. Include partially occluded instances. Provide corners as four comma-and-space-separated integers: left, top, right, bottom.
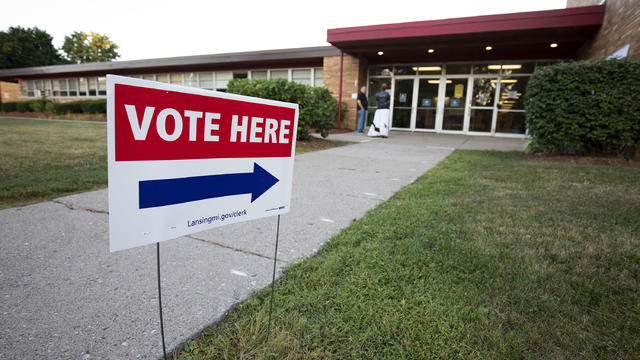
114, 84, 296, 161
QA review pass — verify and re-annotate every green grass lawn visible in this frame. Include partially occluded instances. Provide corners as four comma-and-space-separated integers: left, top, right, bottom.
176, 151, 640, 359
0, 117, 108, 209
0, 117, 350, 209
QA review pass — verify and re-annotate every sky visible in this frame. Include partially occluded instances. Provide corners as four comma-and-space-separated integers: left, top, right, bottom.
4, 0, 567, 61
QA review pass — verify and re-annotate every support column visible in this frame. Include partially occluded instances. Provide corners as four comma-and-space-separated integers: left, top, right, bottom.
323, 54, 368, 131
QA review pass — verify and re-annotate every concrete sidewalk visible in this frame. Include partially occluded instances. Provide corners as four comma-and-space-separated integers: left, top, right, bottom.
0, 132, 524, 359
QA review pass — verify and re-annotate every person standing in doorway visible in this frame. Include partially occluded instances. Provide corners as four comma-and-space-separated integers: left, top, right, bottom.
356, 86, 368, 133
368, 83, 391, 137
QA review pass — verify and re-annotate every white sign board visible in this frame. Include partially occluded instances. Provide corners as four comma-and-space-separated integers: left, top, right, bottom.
107, 75, 298, 251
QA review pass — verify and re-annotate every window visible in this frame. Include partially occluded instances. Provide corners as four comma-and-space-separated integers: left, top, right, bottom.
393, 66, 415, 75
98, 77, 106, 96
26, 80, 35, 97
170, 73, 182, 85
445, 64, 471, 75
292, 69, 311, 85
369, 66, 392, 76
52, 79, 60, 96
142, 74, 155, 81
156, 74, 169, 83
270, 70, 288, 80
198, 72, 213, 89
88, 77, 97, 96
216, 71, 233, 89
184, 72, 197, 87
497, 77, 529, 111
68, 78, 78, 96
251, 70, 267, 80
58, 79, 68, 96
233, 71, 248, 79
78, 77, 87, 96
314, 68, 323, 87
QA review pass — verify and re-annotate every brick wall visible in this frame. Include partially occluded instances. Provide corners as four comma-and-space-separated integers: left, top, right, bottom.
567, 0, 640, 58
323, 54, 368, 130
0, 81, 20, 103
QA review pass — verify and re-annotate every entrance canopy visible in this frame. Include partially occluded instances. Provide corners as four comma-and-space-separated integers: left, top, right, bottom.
327, 5, 604, 63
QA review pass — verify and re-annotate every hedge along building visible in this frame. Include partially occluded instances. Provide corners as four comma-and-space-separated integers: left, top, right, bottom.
0, 1, 637, 137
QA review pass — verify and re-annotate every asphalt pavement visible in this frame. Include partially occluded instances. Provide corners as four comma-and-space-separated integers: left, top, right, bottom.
0, 131, 525, 359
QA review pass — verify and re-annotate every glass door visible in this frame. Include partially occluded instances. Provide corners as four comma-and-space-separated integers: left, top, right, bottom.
415, 79, 438, 130
442, 78, 467, 131
468, 78, 496, 133
392, 79, 414, 129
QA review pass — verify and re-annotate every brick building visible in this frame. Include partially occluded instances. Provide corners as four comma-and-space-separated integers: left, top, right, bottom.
0, 1, 637, 136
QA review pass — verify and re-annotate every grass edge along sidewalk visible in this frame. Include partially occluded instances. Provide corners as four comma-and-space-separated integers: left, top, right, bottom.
176, 150, 640, 360
0, 117, 350, 209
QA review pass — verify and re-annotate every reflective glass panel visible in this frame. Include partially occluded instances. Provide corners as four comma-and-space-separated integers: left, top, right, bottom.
68, 78, 78, 96
170, 73, 182, 85
270, 70, 288, 80
446, 64, 471, 75
314, 68, 323, 86
156, 74, 169, 83
216, 71, 233, 89
198, 73, 213, 89
443, 78, 467, 131
98, 77, 106, 95
501, 63, 535, 75
78, 77, 87, 96
498, 77, 529, 110
496, 111, 526, 134
233, 71, 248, 79
292, 69, 311, 85
369, 66, 392, 76
394, 66, 416, 75
392, 79, 413, 129
416, 79, 438, 130
184, 72, 197, 87
252, 71, 267, 80
469, 109, 493, 132
368, 78, 391, 107
472, 64, 499, 74
472, 78, 496, 107
415, 65, 442, 75
88, 77, 97, 96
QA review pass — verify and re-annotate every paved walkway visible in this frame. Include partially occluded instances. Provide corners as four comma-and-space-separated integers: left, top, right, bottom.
0, 132, 524, 359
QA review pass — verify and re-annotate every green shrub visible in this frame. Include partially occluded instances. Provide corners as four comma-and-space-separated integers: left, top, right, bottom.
53, 101, 83, 115
16, 100, 36, 112
526, 59, 640, 158
227, 78, 338, 140
79, 99, 106, 114
0, 102, 18, 112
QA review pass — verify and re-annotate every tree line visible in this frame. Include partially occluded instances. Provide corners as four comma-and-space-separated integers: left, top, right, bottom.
0, 26, 120, 69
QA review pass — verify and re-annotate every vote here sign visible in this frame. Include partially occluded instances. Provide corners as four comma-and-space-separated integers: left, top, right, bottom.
107, 75, 298, 252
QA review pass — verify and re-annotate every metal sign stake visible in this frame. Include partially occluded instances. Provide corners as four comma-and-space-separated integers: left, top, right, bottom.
267, 215, 281, 340
157, 242, 167, 359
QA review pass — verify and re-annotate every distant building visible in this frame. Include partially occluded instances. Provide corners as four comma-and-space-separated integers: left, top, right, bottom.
1, 1, 637, 136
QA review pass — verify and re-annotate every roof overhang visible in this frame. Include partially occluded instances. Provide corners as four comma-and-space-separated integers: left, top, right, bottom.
327, 5, 605, 63
0, 46, 340, 81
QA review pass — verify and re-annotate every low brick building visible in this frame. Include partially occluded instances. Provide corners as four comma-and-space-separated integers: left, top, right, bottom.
0, 1, 636, 136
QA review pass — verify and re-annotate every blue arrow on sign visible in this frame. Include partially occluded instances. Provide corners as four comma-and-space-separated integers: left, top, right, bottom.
138, 162, 279, 209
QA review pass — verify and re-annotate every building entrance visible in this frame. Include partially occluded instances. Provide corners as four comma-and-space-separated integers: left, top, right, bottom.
368, 63, 535, 137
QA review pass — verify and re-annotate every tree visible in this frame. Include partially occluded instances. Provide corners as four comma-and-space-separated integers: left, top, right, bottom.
0, 26, 65, 69
62, 31, 120, 63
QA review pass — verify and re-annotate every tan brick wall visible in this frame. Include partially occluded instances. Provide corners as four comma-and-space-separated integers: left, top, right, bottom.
568, 0, 640, 58
323, 54, 368, 130
0, 81, 20, 103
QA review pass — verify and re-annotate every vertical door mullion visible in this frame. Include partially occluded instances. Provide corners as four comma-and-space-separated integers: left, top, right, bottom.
410, 78, 419, 131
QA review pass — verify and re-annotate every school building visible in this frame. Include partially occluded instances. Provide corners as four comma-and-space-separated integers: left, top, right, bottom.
0, 0, 638, 137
